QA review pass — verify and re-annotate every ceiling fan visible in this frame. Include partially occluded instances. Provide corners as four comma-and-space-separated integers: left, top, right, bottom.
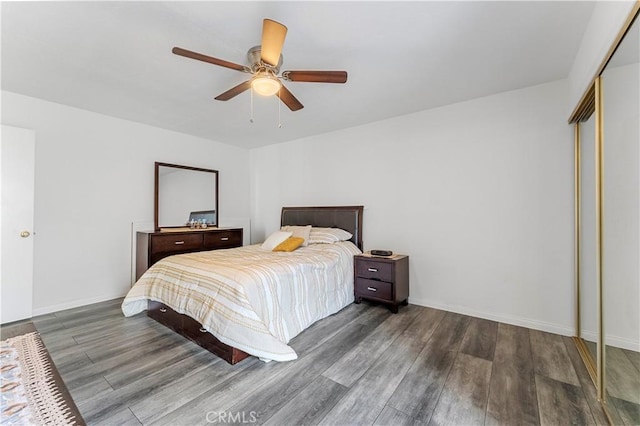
172, 19, 348, 112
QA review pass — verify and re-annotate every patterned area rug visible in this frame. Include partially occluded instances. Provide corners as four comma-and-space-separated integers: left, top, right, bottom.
1, 332, 84, 425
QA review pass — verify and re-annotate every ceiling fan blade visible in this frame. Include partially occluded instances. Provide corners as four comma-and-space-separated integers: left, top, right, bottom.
261, 19, 287, 67
283, 70, 348, 83
275, 84, 304, 111
214, 81, 252, 101
172, 47, 249, 72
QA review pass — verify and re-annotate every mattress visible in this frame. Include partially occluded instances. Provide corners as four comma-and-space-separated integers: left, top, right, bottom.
122, 241, 361, 361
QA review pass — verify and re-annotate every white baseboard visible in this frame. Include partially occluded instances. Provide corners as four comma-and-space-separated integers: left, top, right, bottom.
580, 330, 598, 343
606, 335, 640, 352
32, 292, 126, 317
409, 297, 575, 337
580, 329, 640, 352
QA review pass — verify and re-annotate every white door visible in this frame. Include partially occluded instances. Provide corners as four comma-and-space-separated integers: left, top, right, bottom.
1, 125, 35, 323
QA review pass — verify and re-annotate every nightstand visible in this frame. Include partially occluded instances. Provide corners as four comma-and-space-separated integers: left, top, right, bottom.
354, 253, 409, 313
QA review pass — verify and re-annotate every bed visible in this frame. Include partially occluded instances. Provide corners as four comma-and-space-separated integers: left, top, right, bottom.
122, 206, 363, 364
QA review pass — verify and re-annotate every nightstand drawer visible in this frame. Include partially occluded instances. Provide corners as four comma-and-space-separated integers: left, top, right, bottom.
355, 278, 393, 301
355, 259, 393, 282
151, 233, 203, 253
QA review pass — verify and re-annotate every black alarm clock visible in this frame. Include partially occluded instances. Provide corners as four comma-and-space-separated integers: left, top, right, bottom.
371, 250, 393, 257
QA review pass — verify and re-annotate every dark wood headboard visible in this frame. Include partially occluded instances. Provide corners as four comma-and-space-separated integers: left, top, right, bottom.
281, 206, 364, 251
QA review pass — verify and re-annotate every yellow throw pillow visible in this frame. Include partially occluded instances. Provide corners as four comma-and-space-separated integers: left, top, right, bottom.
273, 237, 305, 252
280, 225, 312, 246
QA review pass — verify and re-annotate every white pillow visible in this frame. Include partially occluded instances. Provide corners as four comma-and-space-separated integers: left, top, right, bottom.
309, 227, 353, 244
280, 225, 312, 246
261, 231, 292, 250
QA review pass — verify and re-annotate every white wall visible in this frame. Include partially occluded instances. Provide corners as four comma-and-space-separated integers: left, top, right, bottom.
250, 80, 575, 335
1, 91, 250, 315
568, 1, 636, 114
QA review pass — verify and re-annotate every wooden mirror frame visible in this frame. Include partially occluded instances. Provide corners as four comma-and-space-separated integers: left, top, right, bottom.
154, 162, 219, 231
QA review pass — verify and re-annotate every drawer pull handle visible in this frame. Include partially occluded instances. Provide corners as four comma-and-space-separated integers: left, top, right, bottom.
367, 287, 377, 292
174, 241, 185, 245
159, 307, 167, 313
199, 327, 207, 333
368, 268, 378, 272
220, 237, 229, 241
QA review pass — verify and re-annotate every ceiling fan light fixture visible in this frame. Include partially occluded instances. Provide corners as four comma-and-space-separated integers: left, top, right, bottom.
252, 76, 281, 96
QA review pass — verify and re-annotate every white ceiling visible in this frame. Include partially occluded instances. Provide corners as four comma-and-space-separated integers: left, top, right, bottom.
1, 1, 595, 149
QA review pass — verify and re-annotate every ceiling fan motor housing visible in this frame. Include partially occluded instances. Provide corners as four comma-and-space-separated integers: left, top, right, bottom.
247, 46, 282, 73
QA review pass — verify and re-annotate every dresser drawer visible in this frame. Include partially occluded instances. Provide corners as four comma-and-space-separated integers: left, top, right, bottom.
355, 259, 393, 282
204, 230, 242, 249
355, 278, 393, 301
151, 233, 203, 253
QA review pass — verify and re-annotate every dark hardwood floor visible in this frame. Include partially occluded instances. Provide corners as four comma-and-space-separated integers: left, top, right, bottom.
2, 298, 612, 425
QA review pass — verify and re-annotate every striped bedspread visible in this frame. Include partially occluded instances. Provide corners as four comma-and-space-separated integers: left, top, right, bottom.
122, 241, 361, 361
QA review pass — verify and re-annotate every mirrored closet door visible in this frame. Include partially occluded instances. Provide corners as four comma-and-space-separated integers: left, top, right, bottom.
601, 14, 639, 425
578, 114, 598, 369
570, 4, 639, 424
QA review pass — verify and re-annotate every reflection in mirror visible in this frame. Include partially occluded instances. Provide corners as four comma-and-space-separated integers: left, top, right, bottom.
155, 162, 218, 230
602, 15, 639, 425
579, 114, 598, 365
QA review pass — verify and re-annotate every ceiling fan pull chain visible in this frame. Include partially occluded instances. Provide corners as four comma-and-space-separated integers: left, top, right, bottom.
278, 86, 282, 128
250, 87, 254, 123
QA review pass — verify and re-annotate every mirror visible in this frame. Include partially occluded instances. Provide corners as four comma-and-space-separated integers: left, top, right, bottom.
578, 114, 598, 365
602, 15, 639, 425
154, 162, 219, 230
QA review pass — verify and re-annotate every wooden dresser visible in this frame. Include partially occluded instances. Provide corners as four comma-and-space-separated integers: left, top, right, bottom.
136, 228, 243, 280
354, 253, 409, 313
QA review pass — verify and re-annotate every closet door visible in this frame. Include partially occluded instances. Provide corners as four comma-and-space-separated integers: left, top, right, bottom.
601, 16, 639, 425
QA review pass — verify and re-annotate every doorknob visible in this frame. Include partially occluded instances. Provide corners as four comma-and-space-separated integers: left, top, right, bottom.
20, 231, 30, 238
